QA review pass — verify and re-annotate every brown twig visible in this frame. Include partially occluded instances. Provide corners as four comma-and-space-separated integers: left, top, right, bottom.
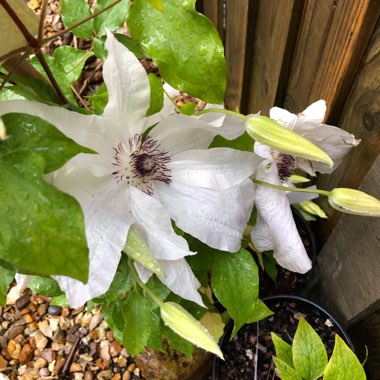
59, 334, 83, 378
41, 0, 122, 45
71, 84, 91, 111
35, 50, 68, 104
38, 0, 49, 42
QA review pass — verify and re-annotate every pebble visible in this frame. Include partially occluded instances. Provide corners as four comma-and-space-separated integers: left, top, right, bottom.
48, 305, 62, 316
22, 313, 34, 324
89, 312, 103, 331
49, 316, 60, 332
70, 362, 83, 372
32, 331, 49, 351
38, 320, 53, 338
109, 341, 122, 357
18, 343, 34, 363
0, 355, 8, 368
39, 367, 51, 377
15, 294, 31, 310
6, 324, 25, 340
38, 303, 48, 316
100, 340, 111, 361
34, 357, 47, 369
122, 371, 131, 380
84, 370, 94, 380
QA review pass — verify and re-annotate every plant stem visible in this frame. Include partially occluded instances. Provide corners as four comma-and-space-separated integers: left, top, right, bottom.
0, 51, 29, 92
35, 50, 68, 104
195, 107, 249, 122
251, 178, 331, 197
38, 0, 49, 42
163, 87, 180, 113
128, 259, 164, 307
41, 0, 122, 44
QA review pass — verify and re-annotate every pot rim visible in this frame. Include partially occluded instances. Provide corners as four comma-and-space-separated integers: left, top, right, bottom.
212, 294, 355, 379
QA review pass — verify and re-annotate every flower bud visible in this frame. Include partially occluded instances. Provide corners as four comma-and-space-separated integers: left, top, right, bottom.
328, 188, 380, 216
123, 226, 165, 277
300, 200, 327, 218
289, 174, 311, 184
246, 115, 333, 167
160, 301, 224, 359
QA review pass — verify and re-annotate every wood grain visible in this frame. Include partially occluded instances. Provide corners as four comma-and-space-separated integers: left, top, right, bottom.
224, 0, 251, 111
316, 20, 380, 241
202, 0, 224, 41
284, 0, 379, 121
318, 156, 380, 325
246, 0, 302, 116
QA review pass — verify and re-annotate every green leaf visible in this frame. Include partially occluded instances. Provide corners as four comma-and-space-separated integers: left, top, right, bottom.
122, 290, 155, 355
61, 0, 93, 38
0, 113, 89, 282
94, 0, 129, 37
179, 102, 197, 115
147, 0, 164, 12
273, 357, 303, 380
29, 276, 63, 297
272, 332, 294, 368
31, 47, 92, 104
324, 335, 366, 380
89, 255, 133, 305
128, 0, 227, 103
93, 38, 107, 60
209, 132, 253, 152
211, 249, 259, 336
245, 299, 273, 324
263, 251, 278, 283
87, 83, 108, 115
50, 293, 69, 307
292, 318, 328, 380
102, 298, 127, 342
10, 76, 60, 104
114, 34, 146, 58
146, 74, 164, 116
0, 265, 15, 306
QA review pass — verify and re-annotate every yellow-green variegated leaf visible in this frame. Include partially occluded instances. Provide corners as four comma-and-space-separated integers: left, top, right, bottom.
160, 301, 224, 359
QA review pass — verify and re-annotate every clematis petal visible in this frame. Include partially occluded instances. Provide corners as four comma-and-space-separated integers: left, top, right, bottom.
170, 148, 259, 190
0, 100, 108, 153
49, 167, 132, 307
252, 162, 312, 274
129, 187, 194, 260
102, 32, 150, 138
155, 179, 255, 252
150, 113, 246, 156
293, 123, 360, 174
158, 259, 204, 306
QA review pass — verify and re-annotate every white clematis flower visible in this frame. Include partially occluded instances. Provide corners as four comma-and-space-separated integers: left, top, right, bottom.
251, 100, 359, 273
0, 33, 257, 307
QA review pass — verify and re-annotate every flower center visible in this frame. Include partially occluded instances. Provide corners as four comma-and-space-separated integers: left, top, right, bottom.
274, 152, 295, 181
112, 134, 171, 195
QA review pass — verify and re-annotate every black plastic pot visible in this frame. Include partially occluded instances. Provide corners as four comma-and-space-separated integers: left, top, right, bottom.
212, 295, 355, 380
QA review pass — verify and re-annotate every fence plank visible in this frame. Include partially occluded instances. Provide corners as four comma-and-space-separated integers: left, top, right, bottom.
284, 0, 378, 121
316, 20, 380, 241
246, 0, 302, 116
202, 0, 224, 40
317, 156, 380, 325
224, 0, 251, 111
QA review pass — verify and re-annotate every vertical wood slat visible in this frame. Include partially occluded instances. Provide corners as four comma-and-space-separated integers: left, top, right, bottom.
316, 20, 380, 241
284, 0, 378, 121
202, 0, 224, 42
224, 0, 251, 111
246, 0, 302, 116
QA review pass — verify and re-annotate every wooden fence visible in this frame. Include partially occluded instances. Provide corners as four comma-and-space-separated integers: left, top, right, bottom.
197, 0, 380, 377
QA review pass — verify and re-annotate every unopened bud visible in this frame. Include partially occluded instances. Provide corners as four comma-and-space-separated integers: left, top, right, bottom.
300, 200, 327, 218
246, 115, 333, 167
161, 302, 224, 359
329, 188, 380, 216
289, 175, 310, 184
123, 226, 164, 277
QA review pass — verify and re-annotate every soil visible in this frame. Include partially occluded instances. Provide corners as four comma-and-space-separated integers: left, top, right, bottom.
214, 298, 352, 380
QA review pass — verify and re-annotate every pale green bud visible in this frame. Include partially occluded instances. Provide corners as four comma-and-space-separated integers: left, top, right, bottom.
123, 226, 165, 277
160, 302, 224, 359
289, 174, 311, 184
329, 188, 380, 216
300, 200, 327, 218
246, 115, 333, 167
